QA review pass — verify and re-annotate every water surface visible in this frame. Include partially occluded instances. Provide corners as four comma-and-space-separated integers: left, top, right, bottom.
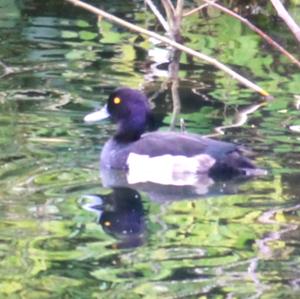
1, 0, 300, 298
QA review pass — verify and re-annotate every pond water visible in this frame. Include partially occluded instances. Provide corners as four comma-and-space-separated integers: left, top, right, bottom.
1, 0, 300, 298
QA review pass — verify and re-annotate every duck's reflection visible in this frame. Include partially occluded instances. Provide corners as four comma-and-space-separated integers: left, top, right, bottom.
82, 166, 249, 248
83, 187, 145, 248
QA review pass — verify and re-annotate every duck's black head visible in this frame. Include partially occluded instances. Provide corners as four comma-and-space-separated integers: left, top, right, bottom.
84, 88, 151, 142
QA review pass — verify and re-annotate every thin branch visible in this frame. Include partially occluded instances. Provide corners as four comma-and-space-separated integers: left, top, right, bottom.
65, 0, 271, 97
270, 0, 300, 43
205, 102, 266, 137
183, 2, 211, 17
172, 0, 184, 43
161, 0, 175, 14
145, 0, 169, 32
169, 50, 181, 130
170, 79, 181, 130
202, 0, 300, 68
161, 0, 175, 30
175, 0, 184, 17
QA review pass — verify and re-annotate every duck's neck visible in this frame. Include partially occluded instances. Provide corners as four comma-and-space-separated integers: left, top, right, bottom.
114, 120, 146, 143
114, 130, 142, 143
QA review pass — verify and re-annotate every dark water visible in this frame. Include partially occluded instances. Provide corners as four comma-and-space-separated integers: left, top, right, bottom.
1, 0, 300, 298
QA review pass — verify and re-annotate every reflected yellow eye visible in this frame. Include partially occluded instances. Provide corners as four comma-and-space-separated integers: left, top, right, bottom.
104, 221, 111, 227
113, 97, 121, 105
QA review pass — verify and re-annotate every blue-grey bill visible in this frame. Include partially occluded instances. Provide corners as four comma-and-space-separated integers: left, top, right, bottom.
80, 194, 103, 215
84, 105, 110, 122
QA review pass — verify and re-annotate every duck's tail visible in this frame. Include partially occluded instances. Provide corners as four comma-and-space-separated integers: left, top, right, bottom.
209, 151, 267, 180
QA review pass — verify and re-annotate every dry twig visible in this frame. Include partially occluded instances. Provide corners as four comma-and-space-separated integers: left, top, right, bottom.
270, 0, 300, 43
202, 0, 300, 68
145, 0, 170, 32
183, 2, 212, 16
205, 102, 267, 137
65, 0, 270, 97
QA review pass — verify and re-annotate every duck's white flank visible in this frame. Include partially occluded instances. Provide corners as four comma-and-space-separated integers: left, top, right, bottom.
126, 152, 216, 185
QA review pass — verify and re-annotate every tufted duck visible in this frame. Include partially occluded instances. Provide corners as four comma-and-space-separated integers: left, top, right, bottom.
84, 87, 265, 182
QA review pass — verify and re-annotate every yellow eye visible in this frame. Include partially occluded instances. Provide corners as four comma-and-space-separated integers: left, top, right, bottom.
113, 97, 121, 105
